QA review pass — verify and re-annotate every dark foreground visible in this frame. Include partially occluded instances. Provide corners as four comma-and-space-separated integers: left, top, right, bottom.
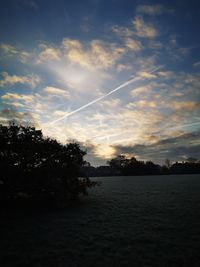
1, 174, 200, 267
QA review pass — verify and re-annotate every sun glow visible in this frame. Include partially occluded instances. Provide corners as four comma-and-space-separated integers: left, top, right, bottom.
48, 63, 90, 89
94, 144, 116, 159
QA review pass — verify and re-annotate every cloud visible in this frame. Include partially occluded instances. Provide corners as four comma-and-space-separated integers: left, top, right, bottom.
1, 14, 199, 167
42, 105, 200, 163
0, 72, 40, 88
8, 102, 25, 108
111, 25, 134, 38
124, 38, 142, 51
93, 143, 117, 159
166, 35, 191, 61
129, 92, 199, 112
136, 55, 158, 69
147, 40, 163, 50
46, 69, 163, 126
116, 63, 133, 72
1, 93, 35, 103
193, 61, 200, 68
133, 16, 158, 38
113, 132, 200, 163
1, 90, 71, 127
0, 44, 18, 55
43, 86, 70, 98
62, 38, 125, 70
157, 71, 174, 79
112, 25, 143, 55
0, 108, 36, 125
183, 73, 200, 86
137, 71, 157, 79
100, 98, 121, 109
136, 4, 163, 15
169, 72, 200, 96
53, 110, 68, 117
130, 100, 157, 109
178, 47, 190, 56
42, 95, 164, 152
0, 43, 30, 63
130, 86, 150, 97
36, 44, 61, 63
37, 70, 200, 163
171, 101, 200, 111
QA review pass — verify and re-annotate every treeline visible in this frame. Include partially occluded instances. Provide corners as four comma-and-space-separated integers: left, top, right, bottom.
1, 122, 199, 209
0, 123, 97, 208
82, 155, 200, 177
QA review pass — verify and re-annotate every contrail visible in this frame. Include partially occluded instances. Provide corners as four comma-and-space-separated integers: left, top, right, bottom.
47, 66, 161, 126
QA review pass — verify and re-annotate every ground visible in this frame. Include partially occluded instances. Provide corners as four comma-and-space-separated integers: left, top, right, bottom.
1, 174, 200, 267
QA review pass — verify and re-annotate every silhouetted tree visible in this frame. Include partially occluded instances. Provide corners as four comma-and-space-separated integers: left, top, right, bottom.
82, 154, 200, 177
0, 122, 97, 207
170, 161, 200, 174
145, 161, 160, 175
107, 155, 128, 174
107, 155, 161, 176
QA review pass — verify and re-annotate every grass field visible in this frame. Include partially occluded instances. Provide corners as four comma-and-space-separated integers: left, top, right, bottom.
1, 174, 200, 266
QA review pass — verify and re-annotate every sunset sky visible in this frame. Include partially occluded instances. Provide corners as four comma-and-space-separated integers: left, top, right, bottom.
0, 0, 200, 165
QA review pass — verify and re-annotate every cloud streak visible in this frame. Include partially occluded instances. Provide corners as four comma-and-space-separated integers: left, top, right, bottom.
136, 4, 163, 15
0, 43, 30, 63
43, 86, 70, 98
0, 72, 40, 88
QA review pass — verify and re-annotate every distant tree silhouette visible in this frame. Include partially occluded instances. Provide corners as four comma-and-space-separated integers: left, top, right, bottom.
145, 161, 161, 175
169, 161, 200, 174
0, 122, 97, 207
107, 155, 160, 176
107, 155, 127, 174
82, 153, 200, 177
165, 158, 171, 169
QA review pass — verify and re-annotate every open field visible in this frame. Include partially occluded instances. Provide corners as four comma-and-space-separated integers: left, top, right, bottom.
1, 174, 200, 267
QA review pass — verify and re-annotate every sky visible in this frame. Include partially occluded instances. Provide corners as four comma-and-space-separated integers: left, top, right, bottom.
0, 0, 200, 165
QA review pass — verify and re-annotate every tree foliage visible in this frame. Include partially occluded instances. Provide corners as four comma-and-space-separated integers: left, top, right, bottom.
107, 155, 200, 176
0, 122, 97, 207
107, 155, 161, 175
